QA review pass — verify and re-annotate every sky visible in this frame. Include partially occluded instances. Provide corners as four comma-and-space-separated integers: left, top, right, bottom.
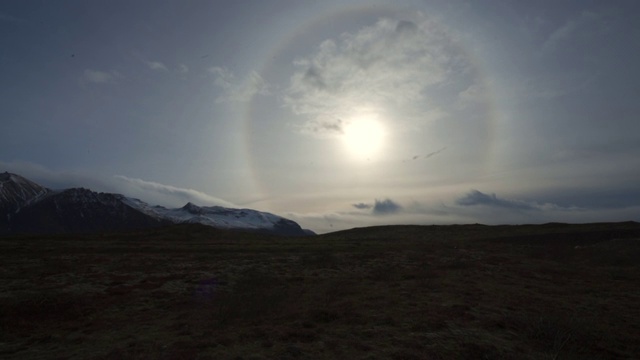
1, 0, 639, 233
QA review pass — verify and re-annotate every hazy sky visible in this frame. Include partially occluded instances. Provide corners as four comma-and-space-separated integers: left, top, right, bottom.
2, 0, 639, 233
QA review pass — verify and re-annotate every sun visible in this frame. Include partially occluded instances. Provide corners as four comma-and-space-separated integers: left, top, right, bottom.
341, 116, 386, 160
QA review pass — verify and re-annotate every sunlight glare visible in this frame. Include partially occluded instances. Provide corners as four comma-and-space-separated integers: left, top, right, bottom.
341, 116, 386, 160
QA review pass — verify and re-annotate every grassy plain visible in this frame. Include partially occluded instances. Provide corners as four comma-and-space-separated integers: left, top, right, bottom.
1, 222, 639, 359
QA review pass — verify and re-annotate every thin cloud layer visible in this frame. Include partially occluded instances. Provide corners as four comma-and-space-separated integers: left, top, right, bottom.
209, 66, 270, 103
113, 175, 237, 208
147, 61, 168, 71
0, 161, 236, 209
6, 159, 633, 234
412, 147, 447, 161
541, 11, 600, 54
457, 190, 536, 210
83, 69, 119, 84
287, 194, 640, 234
285, 14, 470, 137
455, 190, 582, 213
2, 2, 639, 235
0, 161, 111, 191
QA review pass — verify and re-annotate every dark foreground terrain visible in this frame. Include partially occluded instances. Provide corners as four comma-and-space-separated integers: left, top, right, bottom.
1, 222, 640, 359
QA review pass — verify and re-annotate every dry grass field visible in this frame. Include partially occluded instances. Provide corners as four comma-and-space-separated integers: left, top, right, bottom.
1, 222, 639, 359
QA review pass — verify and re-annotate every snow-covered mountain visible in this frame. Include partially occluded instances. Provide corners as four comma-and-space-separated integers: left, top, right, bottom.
6, 187, 172, 234
123, 199, 313, 236
0, 172, 314, 236
0, 172, 49, 214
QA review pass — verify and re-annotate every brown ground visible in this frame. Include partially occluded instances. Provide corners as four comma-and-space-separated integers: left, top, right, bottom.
1, 222, 639, 359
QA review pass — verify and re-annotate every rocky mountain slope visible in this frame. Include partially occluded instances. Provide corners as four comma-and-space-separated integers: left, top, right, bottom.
0, 172, 312, 236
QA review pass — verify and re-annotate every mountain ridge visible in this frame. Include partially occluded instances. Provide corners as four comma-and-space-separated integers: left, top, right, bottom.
0, 172, 314, 236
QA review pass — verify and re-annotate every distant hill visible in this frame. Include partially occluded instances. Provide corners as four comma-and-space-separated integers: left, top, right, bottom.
0, 172, 313, 236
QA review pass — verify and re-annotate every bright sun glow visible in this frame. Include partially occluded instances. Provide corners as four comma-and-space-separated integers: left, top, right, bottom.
341, 117, 386, 160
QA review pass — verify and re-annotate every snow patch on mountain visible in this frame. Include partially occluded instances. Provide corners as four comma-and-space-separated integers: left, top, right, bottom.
123, 198, 305, 233
0, 172, 50, 213
1, 172, 313, 236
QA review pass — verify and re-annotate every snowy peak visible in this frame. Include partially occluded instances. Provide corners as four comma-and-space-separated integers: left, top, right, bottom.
125, 201, 312, 236
182, 202, 202, 214
55, 188, 125, 208
3, 185, 171, 235
0, 172, 50, 214
0, 172, 314, 236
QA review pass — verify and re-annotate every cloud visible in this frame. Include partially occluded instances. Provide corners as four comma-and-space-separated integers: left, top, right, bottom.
82, 69, 120, 84
456, 190, 536, 210
541, 11, 599, 54
178, 64, 189, 74
284, 199, 460, 234
284, 196, 640, 234
407, 147, 446, 161
209, 66, 270, 103
449, 188, 640, 226
458, 83, 486, 108
424, 147, 447, 159
0, 161, 109, 190
0, 161, 236, 209
455, 190, 580, 212
352, 202, 372, 210
112, 176, 237, 208
305, 118, 344, 137
351, 198, 403, 215
372, 198, 402, 215
146, 61, 168, 71
285, 14, 468, 137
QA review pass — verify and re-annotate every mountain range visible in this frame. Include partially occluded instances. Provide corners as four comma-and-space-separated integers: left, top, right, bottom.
0, 172, 313, 236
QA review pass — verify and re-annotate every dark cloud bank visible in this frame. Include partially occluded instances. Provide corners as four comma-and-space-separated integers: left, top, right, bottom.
456, 190, 536, 210
353, 198, 402, 215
